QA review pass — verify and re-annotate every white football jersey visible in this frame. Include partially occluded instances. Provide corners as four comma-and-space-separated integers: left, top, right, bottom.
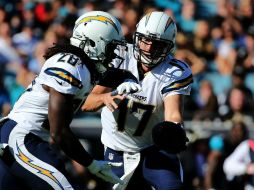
101, 44, 193, 152
8, 53, 92, 140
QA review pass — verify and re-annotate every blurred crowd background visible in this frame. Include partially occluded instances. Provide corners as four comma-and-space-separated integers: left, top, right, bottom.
0, 0, 254, 189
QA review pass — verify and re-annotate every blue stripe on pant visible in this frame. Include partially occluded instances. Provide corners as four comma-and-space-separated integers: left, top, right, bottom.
104, 147, 184, 190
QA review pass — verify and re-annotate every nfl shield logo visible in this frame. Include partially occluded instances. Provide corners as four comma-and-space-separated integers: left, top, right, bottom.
108, 153, 114, 160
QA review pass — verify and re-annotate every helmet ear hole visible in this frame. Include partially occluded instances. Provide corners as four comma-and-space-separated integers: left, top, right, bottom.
89, 39, 96, 47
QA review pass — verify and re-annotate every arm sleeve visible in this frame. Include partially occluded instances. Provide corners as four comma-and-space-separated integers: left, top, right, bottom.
98, 68, 138, 88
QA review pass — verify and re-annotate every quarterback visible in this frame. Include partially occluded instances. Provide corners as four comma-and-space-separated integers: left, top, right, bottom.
0, 11, 141, 190
83, 11, 192, 190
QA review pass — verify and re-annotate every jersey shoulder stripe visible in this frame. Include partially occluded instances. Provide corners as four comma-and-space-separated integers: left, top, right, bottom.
168, 58, 189, 71
161, 63, 193, 94
161, 73, 193, 94
44, 67, 83, 89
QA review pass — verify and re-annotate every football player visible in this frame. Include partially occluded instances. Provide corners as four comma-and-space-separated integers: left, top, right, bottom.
82, 11, 193, 190
0, 11, 141, 190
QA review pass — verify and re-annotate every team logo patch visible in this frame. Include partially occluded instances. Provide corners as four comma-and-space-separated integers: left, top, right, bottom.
161, 74, 193, 94
45, 67, 83, 89
15, 142, 64, 190
76, 15, 119, 34
108, 153, 114, 160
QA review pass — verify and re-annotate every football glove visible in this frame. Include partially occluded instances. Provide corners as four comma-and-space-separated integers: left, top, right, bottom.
114, 80, 141, 95
152, 121, 189, 154
87, 160, 124, 184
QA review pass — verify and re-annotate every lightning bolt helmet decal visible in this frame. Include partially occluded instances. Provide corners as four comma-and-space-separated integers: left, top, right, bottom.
75, 15, 119, 34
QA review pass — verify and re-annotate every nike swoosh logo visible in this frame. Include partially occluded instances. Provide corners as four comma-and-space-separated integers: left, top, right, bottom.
55, 79, 63, 85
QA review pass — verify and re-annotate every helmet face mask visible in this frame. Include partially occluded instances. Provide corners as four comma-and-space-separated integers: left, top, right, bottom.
134, 32, 174, 68
133, 11, 177, 68
93, 40, 126, 74
70, 11, 126, 74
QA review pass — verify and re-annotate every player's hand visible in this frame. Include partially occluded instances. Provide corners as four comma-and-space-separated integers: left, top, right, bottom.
102, 92, 125, 112
114, 80, 141, 95
152, 121, 188, 154
87, 160, 124, 184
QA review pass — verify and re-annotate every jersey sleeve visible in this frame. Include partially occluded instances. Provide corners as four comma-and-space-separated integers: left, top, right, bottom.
161, 58, 193, 98
38, 54, 83, 95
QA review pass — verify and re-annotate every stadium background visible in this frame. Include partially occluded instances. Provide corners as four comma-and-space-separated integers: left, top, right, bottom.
0, 0, 254, 189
